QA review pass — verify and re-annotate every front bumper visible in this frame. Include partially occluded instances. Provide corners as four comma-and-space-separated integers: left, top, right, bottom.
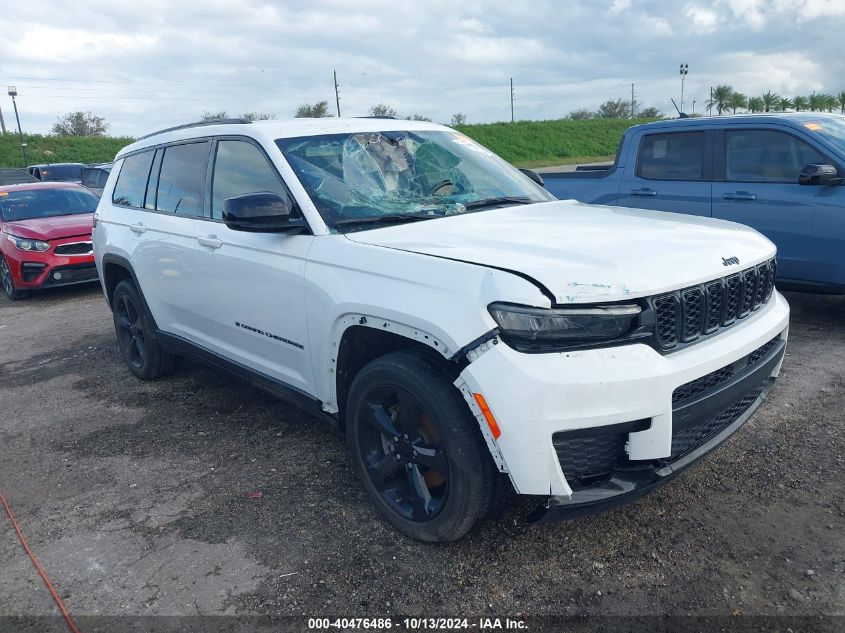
4, 241, 97, 290
456, 291, 790, 504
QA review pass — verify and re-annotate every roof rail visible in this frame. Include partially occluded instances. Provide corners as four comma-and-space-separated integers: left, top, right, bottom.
136, 118, 252, 141
357, 115, 397, 119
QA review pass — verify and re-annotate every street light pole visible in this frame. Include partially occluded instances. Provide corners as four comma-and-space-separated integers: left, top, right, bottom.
679, 63, 689, 113
8, 86, 28, 167
692, 99, 696, 115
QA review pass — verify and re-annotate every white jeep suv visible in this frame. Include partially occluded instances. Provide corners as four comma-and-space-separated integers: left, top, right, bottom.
93, 118, 789, 541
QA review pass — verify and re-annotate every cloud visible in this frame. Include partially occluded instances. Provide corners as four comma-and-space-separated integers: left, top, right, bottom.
0, 0, 842, 136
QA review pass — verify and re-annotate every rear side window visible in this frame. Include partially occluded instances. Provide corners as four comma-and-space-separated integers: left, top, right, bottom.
725, 129, 826, 183
155, 142, 210, 216
637, 132, 705, 180
211, 140, 290, 220
112, 151, 155, 207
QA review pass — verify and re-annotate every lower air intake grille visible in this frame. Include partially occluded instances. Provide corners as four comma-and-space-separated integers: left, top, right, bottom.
670, 386, 763, 459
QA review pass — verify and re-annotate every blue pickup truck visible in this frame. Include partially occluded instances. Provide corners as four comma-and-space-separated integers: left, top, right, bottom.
543, 113, 845, 293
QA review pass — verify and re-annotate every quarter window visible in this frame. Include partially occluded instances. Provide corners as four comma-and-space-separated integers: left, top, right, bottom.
637, 132, 705, 180
724, 129, 826, 183
155, 142, 210, 216
112, 151, 154, 207
211, 140, 290, 220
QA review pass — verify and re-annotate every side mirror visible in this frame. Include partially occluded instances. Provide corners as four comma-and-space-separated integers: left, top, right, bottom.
222, 192, 305, 233
798, 163, 843, 186
519, 168, 544, 187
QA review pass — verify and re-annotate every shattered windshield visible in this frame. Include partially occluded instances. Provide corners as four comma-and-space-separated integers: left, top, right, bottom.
276, 130, 553, 231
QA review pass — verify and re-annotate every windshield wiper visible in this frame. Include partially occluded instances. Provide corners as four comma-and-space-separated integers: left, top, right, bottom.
462, 196, 533, 211
334, 213, 438, 229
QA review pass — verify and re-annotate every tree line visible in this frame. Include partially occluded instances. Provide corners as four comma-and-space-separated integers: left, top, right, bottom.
567, 99, 660, 120
706, 85, 845, 115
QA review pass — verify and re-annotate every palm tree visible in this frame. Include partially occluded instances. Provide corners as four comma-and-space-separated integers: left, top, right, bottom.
838, 91, 845, 114
707, 85, 733, 115
808, 92, 825, 111
727, 92, 747, 114
748, 96, 765, 113
822, 94, 838, 112
776, 97, 793, 112
793, 95, 809, 111
761, 91, 780, 112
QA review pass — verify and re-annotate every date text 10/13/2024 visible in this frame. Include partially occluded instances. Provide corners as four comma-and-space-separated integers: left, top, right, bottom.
308, 617, 528, 630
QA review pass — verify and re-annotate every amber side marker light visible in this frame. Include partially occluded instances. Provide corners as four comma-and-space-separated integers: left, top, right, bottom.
473, 393, 501, 439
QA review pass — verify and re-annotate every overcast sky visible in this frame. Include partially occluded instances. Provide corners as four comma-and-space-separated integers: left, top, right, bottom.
1, 0, 844, 137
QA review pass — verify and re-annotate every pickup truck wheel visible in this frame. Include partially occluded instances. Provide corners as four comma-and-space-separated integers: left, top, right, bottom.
112, 280, 180, 380
346, 350, 496, 542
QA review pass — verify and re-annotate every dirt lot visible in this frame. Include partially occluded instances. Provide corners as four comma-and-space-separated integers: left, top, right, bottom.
0, 283, 843, 628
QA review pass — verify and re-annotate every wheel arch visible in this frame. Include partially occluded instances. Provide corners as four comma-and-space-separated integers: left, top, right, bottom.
330, 316, 463, 426
100, 254, 159, 331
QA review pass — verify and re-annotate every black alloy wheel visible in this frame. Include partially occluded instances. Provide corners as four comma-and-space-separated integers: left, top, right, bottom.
356, 384, 450, 522
115, 291, 145, 370
346, 350, 497, 542
111, 279, 181, 380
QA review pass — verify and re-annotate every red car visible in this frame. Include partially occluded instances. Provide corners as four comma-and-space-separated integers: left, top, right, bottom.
0, 182, 100, 300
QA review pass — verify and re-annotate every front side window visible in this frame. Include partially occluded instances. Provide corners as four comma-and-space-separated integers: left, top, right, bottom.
211, 140, 290, 220
276, 130, 553, 231
725, 129, 826, 183
155, 142, 210, 216
637, 132, 705, 180
0, 188, 99, 221
113, 151, 155, 208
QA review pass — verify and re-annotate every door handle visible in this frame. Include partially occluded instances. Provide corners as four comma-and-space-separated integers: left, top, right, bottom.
630, 188, 657, 197
723, 192, 757, 201
129, 222, 146, 235
197, 235, 223, 249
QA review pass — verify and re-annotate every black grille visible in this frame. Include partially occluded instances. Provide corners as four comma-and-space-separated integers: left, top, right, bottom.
54, 241, 92, 255
42, 264, 99, 286
553, 435, 622, 486
747, 338, 779, 366
724, 274, 742, 325
740, 268, 757, 317
672, 366, 735, 404
672, 336, 781, 405
552, 419, 650, 489
21, 262, 47, 282
681, 288, 703, 341
670, 386, 763, 459
654, 295, 679, 348
704, 281, 724, 333
650, 258, 777, 351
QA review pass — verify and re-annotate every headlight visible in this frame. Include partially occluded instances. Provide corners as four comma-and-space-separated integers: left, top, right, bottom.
7, 234, 50, 252
488, 302, 643, 351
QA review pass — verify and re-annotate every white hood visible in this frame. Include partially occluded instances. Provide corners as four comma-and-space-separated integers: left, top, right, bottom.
345, 200, 776, 304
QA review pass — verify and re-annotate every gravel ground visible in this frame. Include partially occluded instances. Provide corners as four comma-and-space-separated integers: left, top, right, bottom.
0, 283, 843, 629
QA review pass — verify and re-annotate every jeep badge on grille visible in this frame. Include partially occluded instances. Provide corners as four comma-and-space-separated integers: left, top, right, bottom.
722, 256, 740, 266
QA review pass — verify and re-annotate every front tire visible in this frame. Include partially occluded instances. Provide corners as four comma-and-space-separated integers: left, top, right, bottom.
346, 350, 497, 542
112, 279, 180, 380
0, 257, 24, 300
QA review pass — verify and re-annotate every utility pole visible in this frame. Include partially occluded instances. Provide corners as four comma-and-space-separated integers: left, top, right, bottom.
333, 69, 341, 117
0, 104, 6, 134
631, 83, 636, 118
8, 87, 27, 166
510, 77, 515, 123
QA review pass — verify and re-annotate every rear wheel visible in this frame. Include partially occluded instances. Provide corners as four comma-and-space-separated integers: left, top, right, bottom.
0, 257, 24, 300
346, 350, 497, 542
112, 279, 180, 380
